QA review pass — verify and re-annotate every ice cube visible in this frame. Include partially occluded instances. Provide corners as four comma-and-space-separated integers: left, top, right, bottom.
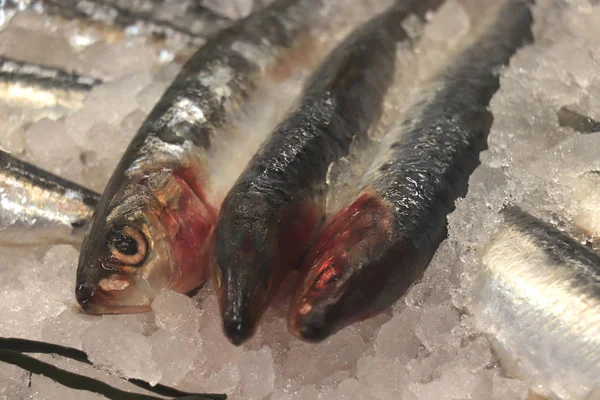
414, 305, 459, 351
42, 310, 97, 350
78, 41, 157, 80
24, 118, 83, 184
239, 347, 275, 400
81, 317, 162, 384
150, 327, 199, 385
374, 307, 421, 363
356, 354, 409, 399
407, 366, 491, 400
283, 328, 367, 385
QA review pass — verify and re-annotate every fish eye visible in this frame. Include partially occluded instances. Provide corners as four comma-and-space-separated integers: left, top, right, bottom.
108, 226, 148, 266
315, 267, 340, 290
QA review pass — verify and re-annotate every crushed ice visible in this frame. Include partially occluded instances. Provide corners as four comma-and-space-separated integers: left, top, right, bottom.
1, 0, 599, 399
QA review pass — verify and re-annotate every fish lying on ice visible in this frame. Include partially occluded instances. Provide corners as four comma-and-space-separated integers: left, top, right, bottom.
0, 149, 99, 246
472, 205, 600, 400
0, 56, 101, 110
12, 0, 228, 51
289, 0, 534, 342
212, 0, 445, 345
76, 0, 346, 315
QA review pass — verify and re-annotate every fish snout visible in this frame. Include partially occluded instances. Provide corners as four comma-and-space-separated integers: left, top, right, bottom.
75, 282, 98, 311
288, 303, 333, 343
222, 313, 255, 346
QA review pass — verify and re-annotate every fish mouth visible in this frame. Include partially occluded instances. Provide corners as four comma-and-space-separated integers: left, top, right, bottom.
217, 273, 267, 345
288, 300, 334, 342
218, 289, 263, 345
75, 281, 154, 315
221, 312, 256, 345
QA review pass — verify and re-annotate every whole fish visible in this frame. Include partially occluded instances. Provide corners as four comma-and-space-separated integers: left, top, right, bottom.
472, 205, 600, 399
0, 150, 99, 246
0, 57, 101, 110
76, 0, 332, 315
289, 0, 534, 342
212, 0, 445, 345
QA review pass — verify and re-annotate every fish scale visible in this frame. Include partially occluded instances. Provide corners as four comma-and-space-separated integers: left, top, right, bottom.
289, 0, 535, 342
0, 149, 99, 246
473, 205, 600, 399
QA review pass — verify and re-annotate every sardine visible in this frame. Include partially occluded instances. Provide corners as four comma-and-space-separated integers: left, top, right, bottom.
18, 0, 228, 48
76, 0, 331, 315
472, 205, 600, 399
0, 150, 99, 246
212, 0, 445, 345
0, 56, 101, 110
289, 0, 534, 342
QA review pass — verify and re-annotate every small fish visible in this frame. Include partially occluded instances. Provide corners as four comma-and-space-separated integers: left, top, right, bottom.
76, 0, 330, 315
0, 150, 99, 246
212, 0, 444, 345
289, 0, 534, 342
0, 56, 101, 110
472, 205, 600, 399
24, 0, 228, 47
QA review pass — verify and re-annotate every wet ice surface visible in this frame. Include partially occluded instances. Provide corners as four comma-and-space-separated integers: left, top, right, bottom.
0, 0, 598, 399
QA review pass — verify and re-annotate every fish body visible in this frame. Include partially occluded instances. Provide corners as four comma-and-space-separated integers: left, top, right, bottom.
472, 205, 600, 399
289, 0, 534, 341
0, 56, 101, 110
76, 0, 327, 315
0, 150, 99, 246
21, 0, 228, 48
212, 1, 443, 345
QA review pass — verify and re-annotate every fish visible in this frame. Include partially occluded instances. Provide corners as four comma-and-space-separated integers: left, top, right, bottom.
471, 205, 600, 399
0, 56, 101, 110
288, 0, 534, 342
20, 0, 228, 48
0, 149, 99, 246
212, 0, 446, 345
76, 0, 334, 315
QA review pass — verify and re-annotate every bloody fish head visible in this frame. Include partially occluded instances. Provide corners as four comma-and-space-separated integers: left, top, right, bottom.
213, 192, 321, 345
289, 192, 401, 342
76, 168, 216, 315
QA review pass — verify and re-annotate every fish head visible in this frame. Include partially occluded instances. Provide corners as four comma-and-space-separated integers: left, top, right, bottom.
76, 181, 172, 314
289, 192, 395, 342
212, 204, 277, 345
76, 169, 216, 314
213, 194, 322, 345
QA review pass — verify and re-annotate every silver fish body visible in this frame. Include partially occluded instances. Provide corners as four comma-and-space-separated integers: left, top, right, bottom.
0, 150, 99, 246
0, 56, 101, 110
472, 205, 600, 400
16, 0, 228, 49
77, 0, 328, 315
